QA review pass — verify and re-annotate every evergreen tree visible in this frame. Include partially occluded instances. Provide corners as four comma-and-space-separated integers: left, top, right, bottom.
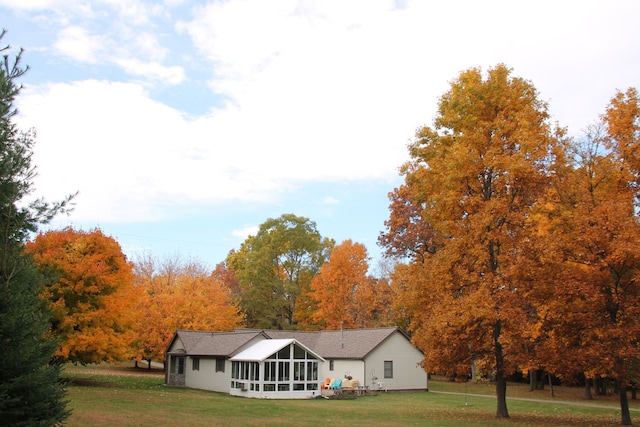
0, 30, 73, 426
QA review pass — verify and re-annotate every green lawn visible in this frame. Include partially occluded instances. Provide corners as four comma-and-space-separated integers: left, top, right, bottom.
62, 365, 639, 426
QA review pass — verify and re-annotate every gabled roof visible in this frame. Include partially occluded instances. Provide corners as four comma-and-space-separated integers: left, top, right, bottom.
230, 339, 295, 362
166, 327, 414, 360
262, 327, 403, 360
166, 330, 267, 357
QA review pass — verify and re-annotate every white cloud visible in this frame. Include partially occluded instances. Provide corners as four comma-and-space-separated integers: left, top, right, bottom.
53, 25, 103, 63
0, 0, 79, 9
114, 57, 185, 84
321, 197, 339, 205
231, 226, 259, 239
10, 0, 640, 227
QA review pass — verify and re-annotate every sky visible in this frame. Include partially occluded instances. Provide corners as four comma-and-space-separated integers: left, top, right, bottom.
1, 0, 639, 271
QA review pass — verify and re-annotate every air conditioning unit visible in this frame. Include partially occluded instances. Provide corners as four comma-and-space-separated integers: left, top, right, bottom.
240, 382, 247, 391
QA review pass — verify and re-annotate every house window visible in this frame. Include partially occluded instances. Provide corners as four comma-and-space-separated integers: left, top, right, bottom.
329, 360, 334, 371
384, 361, 393, 378
192, 357, 200, 371
170, 356, 185, 375
231, 361, 259, 390
264, 361, 276, 382
294, 344, 305, 359
278, 361, 290, 381
216, 357, 225, 373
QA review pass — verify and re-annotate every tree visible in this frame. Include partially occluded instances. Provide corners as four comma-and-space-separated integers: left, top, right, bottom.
380, 64, 563, 418
536, 117, 640, 425
25, 227, 140, 364
211, 258, 241, 299
0, 31, 72, 425
605, 88, 640, 199
227, 214, 333, 329
379, 181, 441, 263
532, 92, 640, 426
133, 254, 243, 367
310, 239, 392, 329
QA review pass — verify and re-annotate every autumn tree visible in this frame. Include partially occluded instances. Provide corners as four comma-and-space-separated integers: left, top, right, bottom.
602, 89, 640, 426
532, 91, 640, 426
380, 64, 563, 418
133, 254, 243, 367
379, 179, 443, 332
227, 214, 333, 329
26, 227, 140, 364
211, 258, 241, 299
606, 88, 640, 198
528, 118, 640, 425
0, 31, 72, 425
310, 240, 392, 329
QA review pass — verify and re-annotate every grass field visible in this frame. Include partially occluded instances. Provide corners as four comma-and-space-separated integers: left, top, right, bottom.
62, 363, 640, 426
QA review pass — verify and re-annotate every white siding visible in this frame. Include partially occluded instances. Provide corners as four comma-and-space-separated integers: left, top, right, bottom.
167, 338, 184, 353
185, 357, 230, 392
320, 360, 365, 388
364, 332, 427, 391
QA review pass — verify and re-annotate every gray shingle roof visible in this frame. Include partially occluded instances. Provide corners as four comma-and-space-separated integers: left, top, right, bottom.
167, 327, 411, 360
168, 330, 266, 357
262, 327, 402, 359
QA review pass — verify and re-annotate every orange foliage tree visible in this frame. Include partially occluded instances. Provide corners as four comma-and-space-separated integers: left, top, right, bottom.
133, 254, 244, 367
25, 227, 140, 364
380, 64, 564, 418
532, 92, 640, 425
310, 240, 392, 330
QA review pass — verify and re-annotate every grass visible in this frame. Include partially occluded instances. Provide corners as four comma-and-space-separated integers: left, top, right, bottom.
61, 364, 640, 426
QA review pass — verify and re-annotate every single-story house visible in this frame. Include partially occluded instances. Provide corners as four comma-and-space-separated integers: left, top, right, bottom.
165, 327, 428, 399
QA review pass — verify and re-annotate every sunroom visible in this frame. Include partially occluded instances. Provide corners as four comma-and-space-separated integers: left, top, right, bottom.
229, 338, 325, 399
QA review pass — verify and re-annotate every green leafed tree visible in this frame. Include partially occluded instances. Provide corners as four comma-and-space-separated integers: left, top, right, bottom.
0, 31, 74, 426
227, 214, 333, 329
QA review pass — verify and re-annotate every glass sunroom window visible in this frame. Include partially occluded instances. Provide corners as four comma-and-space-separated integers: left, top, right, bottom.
231, 361, 259, 390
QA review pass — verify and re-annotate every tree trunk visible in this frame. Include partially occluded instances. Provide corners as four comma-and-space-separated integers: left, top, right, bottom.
494, 320, 509, 418
148, 359, 152, 370
529, 370, 535, 392
548, 372, 555, 397
134, 360, 139, 368
496, 375, 509, 418
584, 377, 593, 400
619, 381, 632, 426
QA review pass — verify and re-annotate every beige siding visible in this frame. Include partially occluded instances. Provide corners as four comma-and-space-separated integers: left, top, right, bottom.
167, 338, 184, 352
184, 335, 267, 393
364, 332, 427, 391
320, 360, 365, 388
185, 357, 230, 392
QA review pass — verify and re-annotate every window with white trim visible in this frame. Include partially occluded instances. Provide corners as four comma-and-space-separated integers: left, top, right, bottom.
384, 360, 393, 378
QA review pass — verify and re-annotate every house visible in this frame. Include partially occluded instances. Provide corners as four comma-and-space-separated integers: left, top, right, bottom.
165, 327, 428, 399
